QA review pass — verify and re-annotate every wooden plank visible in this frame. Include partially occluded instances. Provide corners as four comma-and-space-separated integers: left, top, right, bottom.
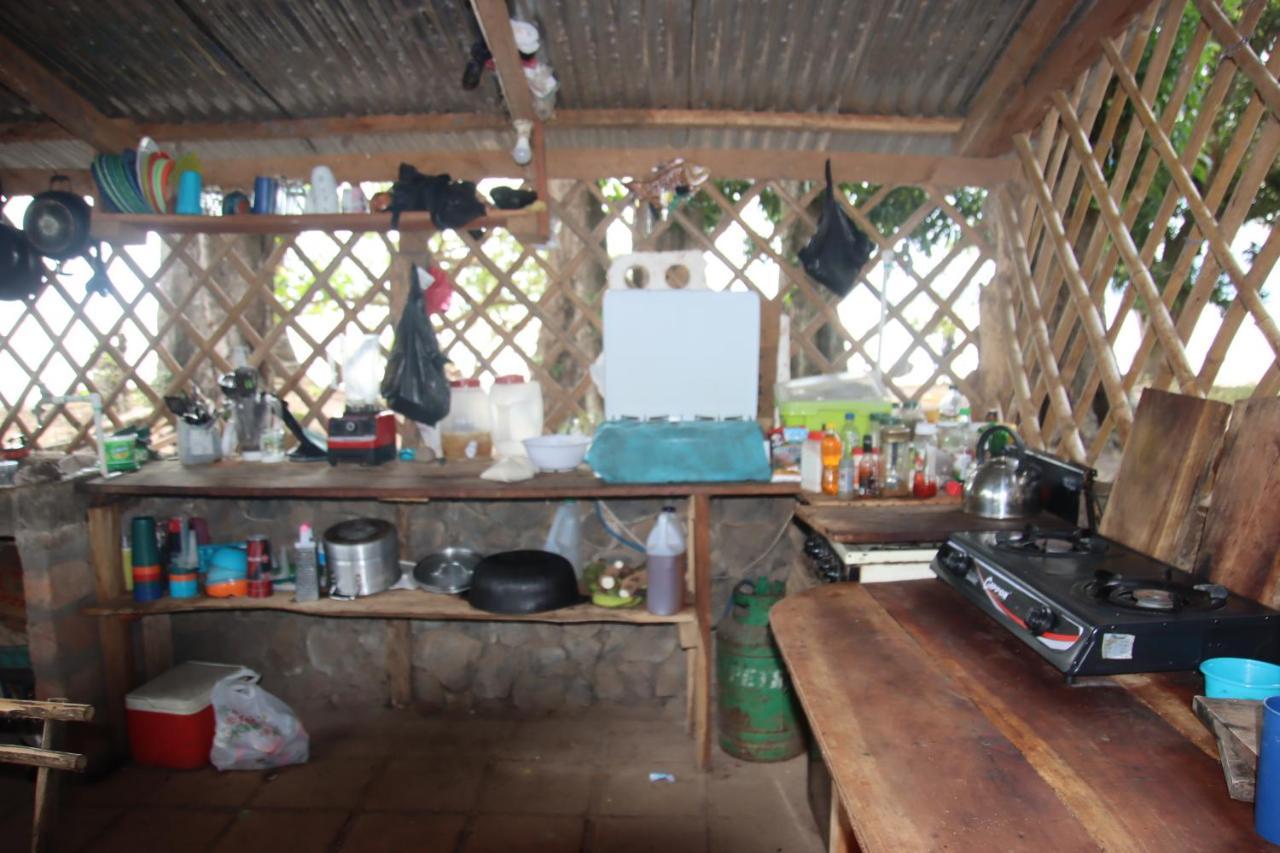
1194, 696, 1262, 802
0, 744, 85, 773
1194, 396, 1280, 605
470, 0, 536, 123
961, 0, 1158, 156
30, 717, 60, 853
689, 494, 712, 770
795, 503, 1070, 546
89, 210, 538, 241
954, 0, 1082, 155
0, 699, 94, 724
554, 108, 961, 135
81, 460, 798, 502
771, 584, 1100, 851
1099, 389, 1231, 568
83, 588, 695, 624
86, 504, 132, 755
757, 296, 781, 426
867, 580, 1265, 850
0, 32, 135, 152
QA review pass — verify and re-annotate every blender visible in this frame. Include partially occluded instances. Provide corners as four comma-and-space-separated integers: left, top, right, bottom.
326, 333, 396, 465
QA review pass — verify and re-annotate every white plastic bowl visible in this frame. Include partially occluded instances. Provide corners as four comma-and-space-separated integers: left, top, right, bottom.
523, 434, 592, 472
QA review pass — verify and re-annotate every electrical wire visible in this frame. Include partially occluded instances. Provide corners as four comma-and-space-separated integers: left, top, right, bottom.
593, 501, 645, 551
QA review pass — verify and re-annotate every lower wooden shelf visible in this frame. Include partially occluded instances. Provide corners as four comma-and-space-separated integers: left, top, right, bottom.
83, 588, 693, 624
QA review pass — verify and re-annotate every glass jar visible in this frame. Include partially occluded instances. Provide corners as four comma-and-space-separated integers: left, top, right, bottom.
879, 424, 912, 497
911, 422, 939, 498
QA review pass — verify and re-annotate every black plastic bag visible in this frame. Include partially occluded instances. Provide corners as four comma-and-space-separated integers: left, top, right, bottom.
798, 160, 874, 299
381, 267, 451, 426
387, 163, 486, 231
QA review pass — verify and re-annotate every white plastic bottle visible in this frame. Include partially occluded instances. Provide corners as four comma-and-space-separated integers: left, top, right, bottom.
645, 506, 687, 616
544, 500, 583, 579
293, 524, 320, 603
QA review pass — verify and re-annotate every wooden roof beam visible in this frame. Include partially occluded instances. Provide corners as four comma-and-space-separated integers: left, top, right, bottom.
0, 32, 135, 153
957, 0, 1157, 157
469, 0, 536, 123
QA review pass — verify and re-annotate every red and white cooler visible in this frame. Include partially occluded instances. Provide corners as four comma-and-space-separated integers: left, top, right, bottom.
125, 661, 244, 769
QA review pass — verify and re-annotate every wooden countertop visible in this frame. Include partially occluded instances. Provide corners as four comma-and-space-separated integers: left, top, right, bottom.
80, 460, 800, 502
795, 498, 1071, 544
772, 581, 1265, 852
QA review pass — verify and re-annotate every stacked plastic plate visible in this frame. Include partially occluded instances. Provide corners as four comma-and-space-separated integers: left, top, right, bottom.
91, 138, 175, 213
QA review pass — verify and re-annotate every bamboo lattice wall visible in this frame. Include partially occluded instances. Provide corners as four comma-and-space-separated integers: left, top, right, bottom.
0, 179, 994, 451
998, 0, 1280, 469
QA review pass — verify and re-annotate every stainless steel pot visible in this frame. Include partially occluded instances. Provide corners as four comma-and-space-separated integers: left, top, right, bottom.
323, 518, 399, 597
962, 425, 1041, 519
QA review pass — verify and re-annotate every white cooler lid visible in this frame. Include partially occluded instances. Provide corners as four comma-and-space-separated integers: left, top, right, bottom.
125, 661, 247, 715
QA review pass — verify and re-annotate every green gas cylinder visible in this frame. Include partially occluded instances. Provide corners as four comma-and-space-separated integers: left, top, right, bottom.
716, 576, 804, 761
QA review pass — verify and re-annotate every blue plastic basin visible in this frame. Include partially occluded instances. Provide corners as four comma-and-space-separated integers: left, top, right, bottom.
1200, 657, 1280, 701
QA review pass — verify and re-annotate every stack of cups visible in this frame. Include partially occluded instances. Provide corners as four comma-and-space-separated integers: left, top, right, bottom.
129, 517, 165, 602
168, 530, 200, 599
1258, 696, 1280, 844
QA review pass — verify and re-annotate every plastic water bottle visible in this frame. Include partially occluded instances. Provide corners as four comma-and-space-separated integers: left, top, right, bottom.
645, 507, 687, 616
544, 500, 583, 579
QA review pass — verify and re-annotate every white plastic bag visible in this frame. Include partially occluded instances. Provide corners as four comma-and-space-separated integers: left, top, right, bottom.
210, 668, 309, 771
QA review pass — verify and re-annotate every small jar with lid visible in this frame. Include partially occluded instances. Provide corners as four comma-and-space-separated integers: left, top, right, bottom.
911, 422, 939, 498
879, 424, 913, 497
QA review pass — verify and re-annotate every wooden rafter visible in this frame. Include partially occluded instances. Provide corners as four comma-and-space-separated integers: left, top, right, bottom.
469, 0, 536, 123
960, 0, 1158, 156
0, 32, 135, 152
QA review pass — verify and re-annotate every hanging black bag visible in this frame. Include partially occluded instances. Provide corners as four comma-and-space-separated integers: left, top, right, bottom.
798, 160, 874, 299
381, 266, 452, 426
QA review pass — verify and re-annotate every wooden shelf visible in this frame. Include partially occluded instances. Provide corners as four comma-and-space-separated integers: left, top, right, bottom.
90, 205, 544, 240
82, 459, 799, 502
84, 588, 693, 624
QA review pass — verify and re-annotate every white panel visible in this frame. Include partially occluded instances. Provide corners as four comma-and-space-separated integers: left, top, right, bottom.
602, 289, 760, 421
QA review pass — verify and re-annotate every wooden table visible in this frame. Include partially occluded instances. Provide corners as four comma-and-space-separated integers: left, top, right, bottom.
795, 493, 1070, 545
772, 581, 1267, 852
81, 460, 798, 767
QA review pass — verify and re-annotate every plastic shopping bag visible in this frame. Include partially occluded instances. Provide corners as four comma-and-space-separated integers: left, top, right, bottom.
210, 668, 309, 771
381, 266, 452, 426
798, 159, 874, 299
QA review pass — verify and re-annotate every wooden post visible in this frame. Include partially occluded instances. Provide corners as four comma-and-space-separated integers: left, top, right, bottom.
390, 230, 430, 450
688, 494, 713, 769
30, 715, 61, 853
388, 504, 414, 708
87, 503, 132, 754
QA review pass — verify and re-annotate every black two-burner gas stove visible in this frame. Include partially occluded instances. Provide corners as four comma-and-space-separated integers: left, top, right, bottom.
932, 526, 1280, 678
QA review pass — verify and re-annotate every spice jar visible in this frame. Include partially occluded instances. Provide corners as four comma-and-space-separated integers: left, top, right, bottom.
879, 424, 912, 498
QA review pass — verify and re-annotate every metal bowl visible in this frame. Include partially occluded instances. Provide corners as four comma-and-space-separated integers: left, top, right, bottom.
413, 547, 483, 595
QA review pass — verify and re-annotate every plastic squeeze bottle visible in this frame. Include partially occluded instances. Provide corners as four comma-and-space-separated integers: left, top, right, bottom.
820, 425, 842, 496
646, 506, 687, 616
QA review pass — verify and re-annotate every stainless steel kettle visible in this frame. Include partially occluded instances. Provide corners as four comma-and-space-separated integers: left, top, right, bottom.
963, 425, 1040, 519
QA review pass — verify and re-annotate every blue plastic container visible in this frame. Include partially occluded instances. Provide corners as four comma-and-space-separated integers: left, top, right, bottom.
1257, 696, 1280, 844
585, 420, 771, 484
1200, 657, 1280, 700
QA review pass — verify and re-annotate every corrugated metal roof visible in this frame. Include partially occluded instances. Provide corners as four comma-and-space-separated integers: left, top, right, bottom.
0, 0, 502, 122
534, 0, 1035, 116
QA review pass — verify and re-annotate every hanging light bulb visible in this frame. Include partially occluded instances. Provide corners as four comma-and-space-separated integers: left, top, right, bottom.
511, 119, 533, 166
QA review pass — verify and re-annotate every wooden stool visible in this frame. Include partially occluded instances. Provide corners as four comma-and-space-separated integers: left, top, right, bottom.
0, 697, 93, 853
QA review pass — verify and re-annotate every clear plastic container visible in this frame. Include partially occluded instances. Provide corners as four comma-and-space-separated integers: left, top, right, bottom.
544, 500, 583, 580
441, 379, 493, 460
879, 424, 912, 497
489, 375, 544, 457
177, 421, 222, 466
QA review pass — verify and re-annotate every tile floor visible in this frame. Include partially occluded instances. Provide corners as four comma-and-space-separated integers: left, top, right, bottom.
0, 707, 824, 852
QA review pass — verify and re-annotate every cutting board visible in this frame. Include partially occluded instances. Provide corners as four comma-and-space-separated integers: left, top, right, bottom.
1193, 696, 1262, 801
602, 252, 760, 421
1099, 389, 1231, 568
1194, 395, 1280, 605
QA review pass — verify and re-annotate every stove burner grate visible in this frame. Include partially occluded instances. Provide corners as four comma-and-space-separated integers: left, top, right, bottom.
995, 526, 1106, 557
1084, 574, 1229, 614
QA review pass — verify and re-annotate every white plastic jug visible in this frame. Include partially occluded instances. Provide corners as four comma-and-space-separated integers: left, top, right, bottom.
645, 506, 687, 616
489, 375, 544, 457
441, 379, 492, 433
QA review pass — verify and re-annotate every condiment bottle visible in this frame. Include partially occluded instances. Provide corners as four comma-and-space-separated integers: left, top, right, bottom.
850, 447, 864, 496
800, 430, 824, 493
912, 422, 939, 499
858, 435, 878, 497
820, 425, 842, 496
836, 449, 856, 500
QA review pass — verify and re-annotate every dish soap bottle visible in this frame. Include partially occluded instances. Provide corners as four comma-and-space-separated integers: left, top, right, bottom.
646, 507, 687, 616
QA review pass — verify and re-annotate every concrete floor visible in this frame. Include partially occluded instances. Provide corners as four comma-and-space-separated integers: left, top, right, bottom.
0, 707, 824, 852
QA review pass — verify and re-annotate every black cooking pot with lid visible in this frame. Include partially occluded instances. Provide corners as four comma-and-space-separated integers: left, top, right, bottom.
468, 550, 582, 614
0, 223, 45, 301
24, 175, 92, 261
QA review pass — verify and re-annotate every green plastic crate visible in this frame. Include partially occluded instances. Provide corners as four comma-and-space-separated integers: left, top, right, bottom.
778, 400, 893, 438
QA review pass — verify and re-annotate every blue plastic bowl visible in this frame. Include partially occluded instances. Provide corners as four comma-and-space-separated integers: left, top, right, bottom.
1200, 657, 1280, 700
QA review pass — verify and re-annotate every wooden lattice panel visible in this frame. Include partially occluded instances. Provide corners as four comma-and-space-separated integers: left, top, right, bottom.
1, 176, 995, 452
1001, 0, 1280, 472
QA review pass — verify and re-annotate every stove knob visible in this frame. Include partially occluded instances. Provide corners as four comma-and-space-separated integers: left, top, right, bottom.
939, 546, 972, 577
1025, 605, 1057, 637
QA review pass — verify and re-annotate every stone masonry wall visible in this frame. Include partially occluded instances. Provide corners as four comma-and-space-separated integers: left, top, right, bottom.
152, 495, 801, 716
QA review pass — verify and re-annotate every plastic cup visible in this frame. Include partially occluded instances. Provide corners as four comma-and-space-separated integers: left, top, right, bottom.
175, 170, 203, 215
252, 176, 278, 214
1258, 696, 1280, 844
130, 517, 159, 566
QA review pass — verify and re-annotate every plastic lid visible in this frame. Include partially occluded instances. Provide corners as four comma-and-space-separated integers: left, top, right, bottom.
297, 523, 314, 548
495, 375, 526, 385
808, 430, 824, 440
843, 412, 855, 420
126, 661, 247, 715
450, 378, 481, 388
914, 422, 938, 436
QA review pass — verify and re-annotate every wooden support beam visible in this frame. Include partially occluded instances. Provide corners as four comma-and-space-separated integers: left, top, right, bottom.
959, 0, 1157, 156
0, 698, 94, 724
470, 0, 536, 123
554, 109, 961, 135
0, 32, 135, 152
0, 743, 86, 773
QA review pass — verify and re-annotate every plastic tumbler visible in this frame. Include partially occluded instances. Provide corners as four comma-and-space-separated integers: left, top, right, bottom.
128, 516, 165, 602
252, 176, 278, 214
1258, 695, 1280, 843
175, 171, 203, 215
